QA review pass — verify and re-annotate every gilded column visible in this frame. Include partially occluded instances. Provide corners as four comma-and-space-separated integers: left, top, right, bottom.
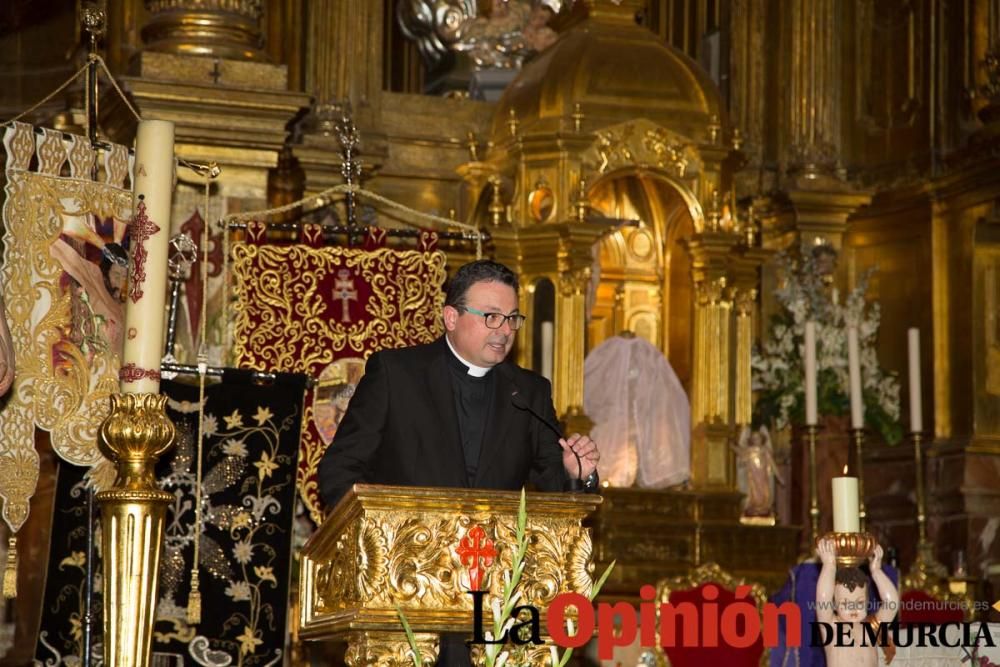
781, 0, 841, 177
97, 393, 176, 667
733, 288, 755, 427
685, 231, 742, 488
142, 0, 266, 61
556, 267, 593, 434
305, 0, 384, 123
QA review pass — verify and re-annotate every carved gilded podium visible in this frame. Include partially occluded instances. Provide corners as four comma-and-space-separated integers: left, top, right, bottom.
299, 485, 601, 665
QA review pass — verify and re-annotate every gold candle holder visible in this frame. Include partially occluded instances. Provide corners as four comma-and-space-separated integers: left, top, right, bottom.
850, 427, 867, 532
96, 393, 176, 667
816, 531, 877, 568
906, 430, 948, 582
806, 424, 820, 547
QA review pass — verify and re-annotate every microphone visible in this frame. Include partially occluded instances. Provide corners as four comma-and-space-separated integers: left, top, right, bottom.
510, 389, 584, 490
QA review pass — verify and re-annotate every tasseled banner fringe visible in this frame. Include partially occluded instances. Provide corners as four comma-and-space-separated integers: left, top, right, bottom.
3, 536, 17, 599
187, 568, 201, 624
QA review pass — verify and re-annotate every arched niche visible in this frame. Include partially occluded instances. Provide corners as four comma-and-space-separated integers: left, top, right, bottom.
587, 171, 695, 390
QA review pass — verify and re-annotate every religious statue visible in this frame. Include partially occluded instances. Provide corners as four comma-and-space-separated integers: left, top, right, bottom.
816, 538, 899, 667
0, 293, 13, 396
454, 0, 534, 69
731, 426, 784, 521
522, 2, 558, 53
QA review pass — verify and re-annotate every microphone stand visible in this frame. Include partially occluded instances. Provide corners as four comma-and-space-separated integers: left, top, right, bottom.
510, 390, 584, 491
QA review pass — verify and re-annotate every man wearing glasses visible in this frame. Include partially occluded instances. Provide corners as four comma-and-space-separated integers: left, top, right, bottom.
319, 259, 601, 509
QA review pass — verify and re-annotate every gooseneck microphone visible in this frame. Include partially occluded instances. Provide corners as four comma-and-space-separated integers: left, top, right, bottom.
510, 389, 584, 490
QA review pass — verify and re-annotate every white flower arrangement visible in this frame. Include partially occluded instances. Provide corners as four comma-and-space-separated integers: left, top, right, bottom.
752, 245, 903, 444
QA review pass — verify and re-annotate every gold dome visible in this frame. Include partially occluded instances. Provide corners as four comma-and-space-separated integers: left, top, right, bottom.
491, 1, 723, 143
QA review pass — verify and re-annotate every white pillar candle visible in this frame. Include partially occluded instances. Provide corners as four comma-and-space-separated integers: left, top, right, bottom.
847, 327, 864, 429
908, 328, 923, 433
541, 321, 554, 382
832, 466, 860, 533
804, 321, 817, 425
120, 120, 175, 394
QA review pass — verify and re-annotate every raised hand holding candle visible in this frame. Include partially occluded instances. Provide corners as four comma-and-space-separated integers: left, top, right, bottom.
804, 321, 817, 425
832, 465, 860, 533
847, 327, 864, 429
120, 120, 175, 394
908, 328, 922, 432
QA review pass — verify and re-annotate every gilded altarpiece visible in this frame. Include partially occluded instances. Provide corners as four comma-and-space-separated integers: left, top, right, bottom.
230, 230, 447, 524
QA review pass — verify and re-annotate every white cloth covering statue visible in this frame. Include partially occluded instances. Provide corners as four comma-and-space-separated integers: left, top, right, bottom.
583, 334, 690, 488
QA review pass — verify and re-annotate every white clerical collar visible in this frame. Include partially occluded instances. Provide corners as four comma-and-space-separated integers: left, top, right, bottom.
445, 335, 492, 377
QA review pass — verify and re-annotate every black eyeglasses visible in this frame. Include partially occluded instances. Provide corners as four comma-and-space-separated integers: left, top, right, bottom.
458, 306, 527, 331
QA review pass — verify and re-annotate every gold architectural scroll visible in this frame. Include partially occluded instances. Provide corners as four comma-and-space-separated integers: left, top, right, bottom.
0, 123, 131, 593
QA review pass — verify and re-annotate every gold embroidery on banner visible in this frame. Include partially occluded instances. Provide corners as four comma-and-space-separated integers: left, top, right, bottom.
231, 244, 447, 524
1, 170, 131, 473
231, 244, 446, 370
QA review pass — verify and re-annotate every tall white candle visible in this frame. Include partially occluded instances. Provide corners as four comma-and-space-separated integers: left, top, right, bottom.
908, 328, 923, 433
804, 321, 817, 425
120, 120, 175, 394
832, 466, 860, 533
541, 321, 554, 382
847, 327, 864, 429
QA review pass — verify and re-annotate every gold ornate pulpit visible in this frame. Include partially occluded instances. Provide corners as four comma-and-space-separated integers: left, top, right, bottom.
299, 485, 601, 665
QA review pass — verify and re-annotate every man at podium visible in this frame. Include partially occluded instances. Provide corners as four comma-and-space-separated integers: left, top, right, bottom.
319, 259, 600, 508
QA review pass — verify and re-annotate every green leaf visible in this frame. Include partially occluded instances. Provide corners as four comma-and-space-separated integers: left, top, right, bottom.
395, 604, 422, 667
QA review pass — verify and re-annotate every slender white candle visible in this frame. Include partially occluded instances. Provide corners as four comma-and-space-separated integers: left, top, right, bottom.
804, 321, 817, 425
541, 321, 554, 382
847, 327, 864, 429
120, 120, 175, 394
832, 465, 860, 533
908, 328, 923, 433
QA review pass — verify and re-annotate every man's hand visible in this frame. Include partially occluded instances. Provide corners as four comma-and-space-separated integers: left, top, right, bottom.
560, 433, 599, 480
870, 544, 883, 572
817, 537, 837, 566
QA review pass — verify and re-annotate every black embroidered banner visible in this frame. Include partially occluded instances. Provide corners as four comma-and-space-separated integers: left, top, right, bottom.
35, 374, 307, 666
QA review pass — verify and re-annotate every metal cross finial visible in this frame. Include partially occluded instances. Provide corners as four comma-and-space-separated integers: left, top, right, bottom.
82, 4, 106, 146
335, 102, 363, 227
167, 233, 199, 281
82, 4, 106, 42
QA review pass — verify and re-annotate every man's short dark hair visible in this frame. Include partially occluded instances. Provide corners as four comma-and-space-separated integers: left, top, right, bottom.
445, 260, 519, 308
835, 566, 868, 593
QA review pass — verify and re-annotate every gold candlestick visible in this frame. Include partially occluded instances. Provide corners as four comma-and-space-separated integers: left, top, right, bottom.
97, 393, 176, 667
907, 430, 947, 581
806, 424, 820, 547
850, 427, 866, 532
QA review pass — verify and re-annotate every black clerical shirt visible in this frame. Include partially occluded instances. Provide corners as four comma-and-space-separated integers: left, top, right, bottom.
445, 349, 495, 484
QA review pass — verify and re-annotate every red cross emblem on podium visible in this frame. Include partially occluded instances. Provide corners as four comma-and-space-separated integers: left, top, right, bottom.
455, 525, 496, 591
